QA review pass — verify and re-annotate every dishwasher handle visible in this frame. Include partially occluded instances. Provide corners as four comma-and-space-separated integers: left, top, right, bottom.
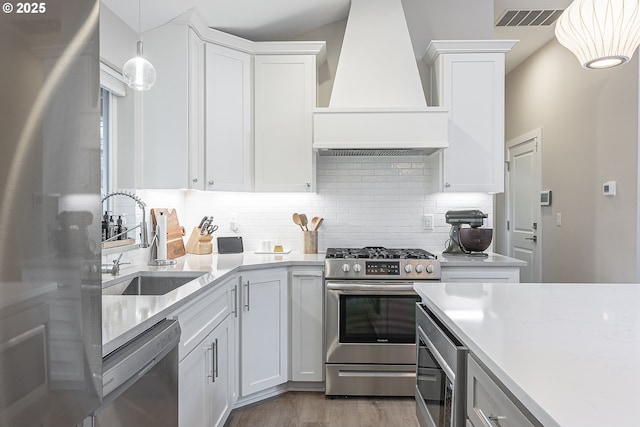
102, 319, 181, 397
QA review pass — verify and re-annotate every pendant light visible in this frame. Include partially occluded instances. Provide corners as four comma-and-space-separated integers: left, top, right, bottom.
555, 0, 640, 69
122, 0, 156, 90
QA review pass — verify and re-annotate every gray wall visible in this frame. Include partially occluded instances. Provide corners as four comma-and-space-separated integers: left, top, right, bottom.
503, 39, 639, 283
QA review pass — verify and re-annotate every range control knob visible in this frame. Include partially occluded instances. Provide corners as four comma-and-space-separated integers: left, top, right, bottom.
426, 264, 434, 274
353, 264, 362, 273
404, 264, 413, 273
415, 264, 424, 274
342, 264, 350, 273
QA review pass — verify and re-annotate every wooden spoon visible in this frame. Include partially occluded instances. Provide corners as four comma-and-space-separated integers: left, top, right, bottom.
310, 216, 323, 231
292, 213, 305, 231
299, 213, 309, 231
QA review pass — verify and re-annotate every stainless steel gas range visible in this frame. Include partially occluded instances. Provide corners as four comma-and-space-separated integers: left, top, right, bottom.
324, 247, 440, 397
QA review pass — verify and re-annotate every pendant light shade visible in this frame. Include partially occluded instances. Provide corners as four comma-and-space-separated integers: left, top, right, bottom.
555, 0, 640, 69
122, 0, 156, 90
123, 41, 156, 91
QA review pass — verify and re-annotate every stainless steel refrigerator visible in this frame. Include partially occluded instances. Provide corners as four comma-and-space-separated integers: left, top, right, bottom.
0, 1, 102, 426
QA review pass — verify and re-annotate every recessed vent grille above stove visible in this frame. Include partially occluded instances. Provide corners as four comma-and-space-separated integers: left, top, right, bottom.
317, 148, 432, 157
495, 9, 564, 27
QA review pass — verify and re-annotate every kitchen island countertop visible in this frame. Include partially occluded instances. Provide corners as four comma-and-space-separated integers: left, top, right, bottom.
414, 282, 640, 427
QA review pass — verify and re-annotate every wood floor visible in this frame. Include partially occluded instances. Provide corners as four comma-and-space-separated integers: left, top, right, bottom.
224, 392, 419, 427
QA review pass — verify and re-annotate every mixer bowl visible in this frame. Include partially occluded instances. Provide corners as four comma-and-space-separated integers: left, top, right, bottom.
459, 228, 493, 252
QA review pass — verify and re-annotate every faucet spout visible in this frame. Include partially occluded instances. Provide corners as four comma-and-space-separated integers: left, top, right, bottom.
101, 191, 149, 248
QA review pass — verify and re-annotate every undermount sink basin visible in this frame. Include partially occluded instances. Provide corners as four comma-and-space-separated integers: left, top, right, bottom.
103, 271, 205, 296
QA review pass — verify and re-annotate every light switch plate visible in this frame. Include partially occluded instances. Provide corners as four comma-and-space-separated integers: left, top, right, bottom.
603, 181, 616, 196
423, 214, 434, 231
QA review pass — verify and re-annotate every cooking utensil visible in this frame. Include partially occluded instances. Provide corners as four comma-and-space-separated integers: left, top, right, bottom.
197, 215, 208, 229
292, 213, 305, 231
310, 216, 323, 231
299, 213, 309, 231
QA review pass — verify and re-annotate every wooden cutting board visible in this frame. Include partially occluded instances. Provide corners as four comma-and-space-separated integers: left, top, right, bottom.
151, 208, 186, 259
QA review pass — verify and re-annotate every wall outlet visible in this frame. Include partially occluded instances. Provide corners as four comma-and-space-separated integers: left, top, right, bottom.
423, 214, 434, 231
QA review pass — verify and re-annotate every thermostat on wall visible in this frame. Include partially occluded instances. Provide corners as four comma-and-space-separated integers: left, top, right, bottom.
603, 181, 616, 196
540, 190, 552, 206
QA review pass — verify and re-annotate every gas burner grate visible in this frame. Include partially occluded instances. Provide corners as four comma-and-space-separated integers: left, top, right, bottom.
325, 247, 436, 260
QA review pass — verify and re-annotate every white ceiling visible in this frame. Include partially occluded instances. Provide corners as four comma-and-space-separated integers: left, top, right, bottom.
102, 0, 572, 73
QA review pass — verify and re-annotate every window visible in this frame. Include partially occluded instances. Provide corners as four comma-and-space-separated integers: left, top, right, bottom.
100, 87, 111, 198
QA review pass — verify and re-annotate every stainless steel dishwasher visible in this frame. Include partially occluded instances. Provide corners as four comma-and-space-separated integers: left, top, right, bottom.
93, 319, 181, 427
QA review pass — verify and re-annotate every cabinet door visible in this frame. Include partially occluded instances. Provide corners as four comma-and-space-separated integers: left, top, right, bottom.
179, 341, 209, 427
254, 55, 315, 192
209, 315, 234, 427
467, 356, 537, 427
205, 44, 253, 191
290, 268, 324, 382
432, 50, 506, 193
188, 29, 206, 190
240, 269, 288, 395
142, 24, 193, 189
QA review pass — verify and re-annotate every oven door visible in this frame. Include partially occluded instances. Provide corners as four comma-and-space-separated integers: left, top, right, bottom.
325, 281, 420, 365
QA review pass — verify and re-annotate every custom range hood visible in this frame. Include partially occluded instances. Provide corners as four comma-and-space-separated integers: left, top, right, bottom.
313, 0, 448, 156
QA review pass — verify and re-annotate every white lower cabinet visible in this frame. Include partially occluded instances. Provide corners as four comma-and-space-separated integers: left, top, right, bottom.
467, 356, 537, 427
172, 278, 236, 427
290, 268, 324, 382
179, 315, 234, 427
239, 269, 289, 396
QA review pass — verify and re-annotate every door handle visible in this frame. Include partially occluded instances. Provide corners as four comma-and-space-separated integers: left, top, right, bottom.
525, 235, 537, 242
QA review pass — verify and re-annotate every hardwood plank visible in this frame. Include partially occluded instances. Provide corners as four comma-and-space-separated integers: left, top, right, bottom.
224, 392, 419, 427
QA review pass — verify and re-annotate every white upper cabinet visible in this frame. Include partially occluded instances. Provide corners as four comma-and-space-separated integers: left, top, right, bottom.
254, 55, 316, 192
142, 24, 201, 189
140, 12, 324, 192
203, 44, 253, 191
425, 40, 516, 193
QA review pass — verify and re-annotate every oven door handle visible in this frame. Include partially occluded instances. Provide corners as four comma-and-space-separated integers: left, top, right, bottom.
326, 282, 416, 293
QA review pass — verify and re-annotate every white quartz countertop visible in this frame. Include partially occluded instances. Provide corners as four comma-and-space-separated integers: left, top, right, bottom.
102, 252, 325, 356
414, 282, 640, 427
436, 252, 526, 267
101, 251, 521, 357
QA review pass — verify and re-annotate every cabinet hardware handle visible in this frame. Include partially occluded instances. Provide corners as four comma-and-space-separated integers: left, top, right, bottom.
477, 408, 506, 426
444, 182, 451, 188
192, 178, 198, 183
231, 285, 238, 317
206, 345, 214, 381
244, 281, 250, 311
208, 180, 214, 185
214, 338, 219, 379
525, 235, 538, 242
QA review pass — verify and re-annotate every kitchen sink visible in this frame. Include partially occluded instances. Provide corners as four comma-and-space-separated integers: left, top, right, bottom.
103, 272, 205, 296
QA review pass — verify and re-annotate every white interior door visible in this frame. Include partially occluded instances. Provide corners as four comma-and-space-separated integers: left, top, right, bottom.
507, 130, 542, 282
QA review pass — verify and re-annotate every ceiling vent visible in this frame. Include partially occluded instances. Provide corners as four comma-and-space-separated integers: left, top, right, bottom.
496, 9, 564, 27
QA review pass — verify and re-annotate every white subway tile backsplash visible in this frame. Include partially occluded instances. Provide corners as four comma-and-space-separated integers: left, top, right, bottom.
135, 155, 493, 255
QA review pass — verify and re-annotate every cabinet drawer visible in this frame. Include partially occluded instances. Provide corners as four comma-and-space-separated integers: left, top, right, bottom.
172, 279, 234, 361
467, 356, 538, 427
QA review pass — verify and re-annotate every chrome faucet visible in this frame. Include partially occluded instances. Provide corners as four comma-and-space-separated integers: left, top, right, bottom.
101, 253, 130, 275
101, 190, 150, 248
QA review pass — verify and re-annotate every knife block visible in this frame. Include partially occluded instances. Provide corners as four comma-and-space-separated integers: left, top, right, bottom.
185, 227, 213, 255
